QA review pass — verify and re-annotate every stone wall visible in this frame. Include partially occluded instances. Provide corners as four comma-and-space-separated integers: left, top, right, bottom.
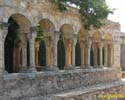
0, 68, 122, 100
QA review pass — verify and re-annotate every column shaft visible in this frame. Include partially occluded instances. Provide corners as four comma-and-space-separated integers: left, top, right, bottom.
104, 46, 108, 67
54, 42, 57, 67
99, 46, 103, 67
81, 47, 85, 67
94, 45, 97, 67
86, 41, 91, 67
29, 40, 36, 71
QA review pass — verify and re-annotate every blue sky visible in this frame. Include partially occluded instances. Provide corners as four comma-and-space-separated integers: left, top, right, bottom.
106, 0, 125, 32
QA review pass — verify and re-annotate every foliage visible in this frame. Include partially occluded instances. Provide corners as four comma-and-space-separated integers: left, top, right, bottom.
35, 25, 44, 42
52, 0, 113, 29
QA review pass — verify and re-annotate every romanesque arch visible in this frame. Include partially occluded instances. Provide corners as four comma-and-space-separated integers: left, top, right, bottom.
104, 33, 113, 67
5, 13, 31, 73
35, 18, 56, 70
59, 24, 74, 69
92, 30, 102, 67
78, 28, 89, 68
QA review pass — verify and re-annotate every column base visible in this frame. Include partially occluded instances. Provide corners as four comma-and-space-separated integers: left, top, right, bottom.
64, 65, 75, 70
42, 65, 59, 71
28, 67, 37, 72
80, 65, 93, 69
20, 66, 28, 73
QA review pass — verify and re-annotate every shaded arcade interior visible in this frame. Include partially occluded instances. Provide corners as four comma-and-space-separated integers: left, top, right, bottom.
4, 13, 114, 73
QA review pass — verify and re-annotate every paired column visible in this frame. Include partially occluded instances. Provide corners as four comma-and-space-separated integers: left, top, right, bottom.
45, 35, 58, 71
64, 38, 73, 69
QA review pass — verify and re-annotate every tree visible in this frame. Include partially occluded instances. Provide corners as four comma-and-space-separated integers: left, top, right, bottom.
35, 25, 44, 42
52, 0, 113, 29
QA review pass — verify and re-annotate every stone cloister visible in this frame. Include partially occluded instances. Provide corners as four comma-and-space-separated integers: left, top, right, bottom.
0, 0, 121, 74
0, 14, 115, 74
0, 1, 125, 100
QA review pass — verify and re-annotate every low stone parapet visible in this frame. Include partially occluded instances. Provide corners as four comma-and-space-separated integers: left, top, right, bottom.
0, 67, 122, 99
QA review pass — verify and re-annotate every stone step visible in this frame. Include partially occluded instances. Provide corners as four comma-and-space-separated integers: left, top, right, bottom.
51, 80, 125, 100
17, 80, 125, 100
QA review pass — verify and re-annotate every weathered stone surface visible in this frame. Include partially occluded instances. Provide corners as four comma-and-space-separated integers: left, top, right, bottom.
0, 68, 122, 99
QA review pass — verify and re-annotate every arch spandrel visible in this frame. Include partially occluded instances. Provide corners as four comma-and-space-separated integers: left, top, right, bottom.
78, 28, 89, 42
60, 24, 74, 39
105, 33, 113, 43
38, 19, 55, 41
92, 30, 102, 43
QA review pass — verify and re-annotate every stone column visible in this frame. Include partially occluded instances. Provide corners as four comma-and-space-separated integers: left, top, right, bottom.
53, 32, 60, 70
72, 34, 77, 67
104, 45, 108, 67
28, 27, 37, 72
109, 44, 114, 67
35, 42, 40, 66
81, 45, 85, 68
99, 44, 103, 67
46, 45, 50, 67
64, 38, 73, 69
87, 40, 92, 67
21, 46, 27, 68
0, 22, 9, 75
94, 44, 97, 67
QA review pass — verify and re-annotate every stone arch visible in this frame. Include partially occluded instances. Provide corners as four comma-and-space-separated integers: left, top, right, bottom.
4, 13, 31, 73
3, 6, 34, 25
60, 24, 74, 35
38, 18, 55, 34
35, 19, 56, 70
104, 33, 113, 67
78, 28, 89, 67
105, 33, 113, 43
92, 30, 102, 67
59, 24, 74, 69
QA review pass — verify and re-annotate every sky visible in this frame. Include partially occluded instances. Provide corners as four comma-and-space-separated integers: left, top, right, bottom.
106, 0, 125, 32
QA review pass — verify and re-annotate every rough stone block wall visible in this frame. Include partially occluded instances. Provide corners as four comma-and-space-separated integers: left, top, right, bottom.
0, 68, 122, 100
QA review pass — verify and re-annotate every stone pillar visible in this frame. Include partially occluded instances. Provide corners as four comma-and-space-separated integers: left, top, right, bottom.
81, 45, 85, 68
22, 46, 27, 67
109, 44, 114, 67
53, 32, 60, 70
0, 22, 9, 75
87, 40, 92, 67
35, 42, 40, 66
94, 44, 97, 67
28, 27, 37, 72
104, 45, 108, 67
72, 34, 77, 67
64, 38, 73, 69
46, 45, 50, 67
99, 44, 103, 67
